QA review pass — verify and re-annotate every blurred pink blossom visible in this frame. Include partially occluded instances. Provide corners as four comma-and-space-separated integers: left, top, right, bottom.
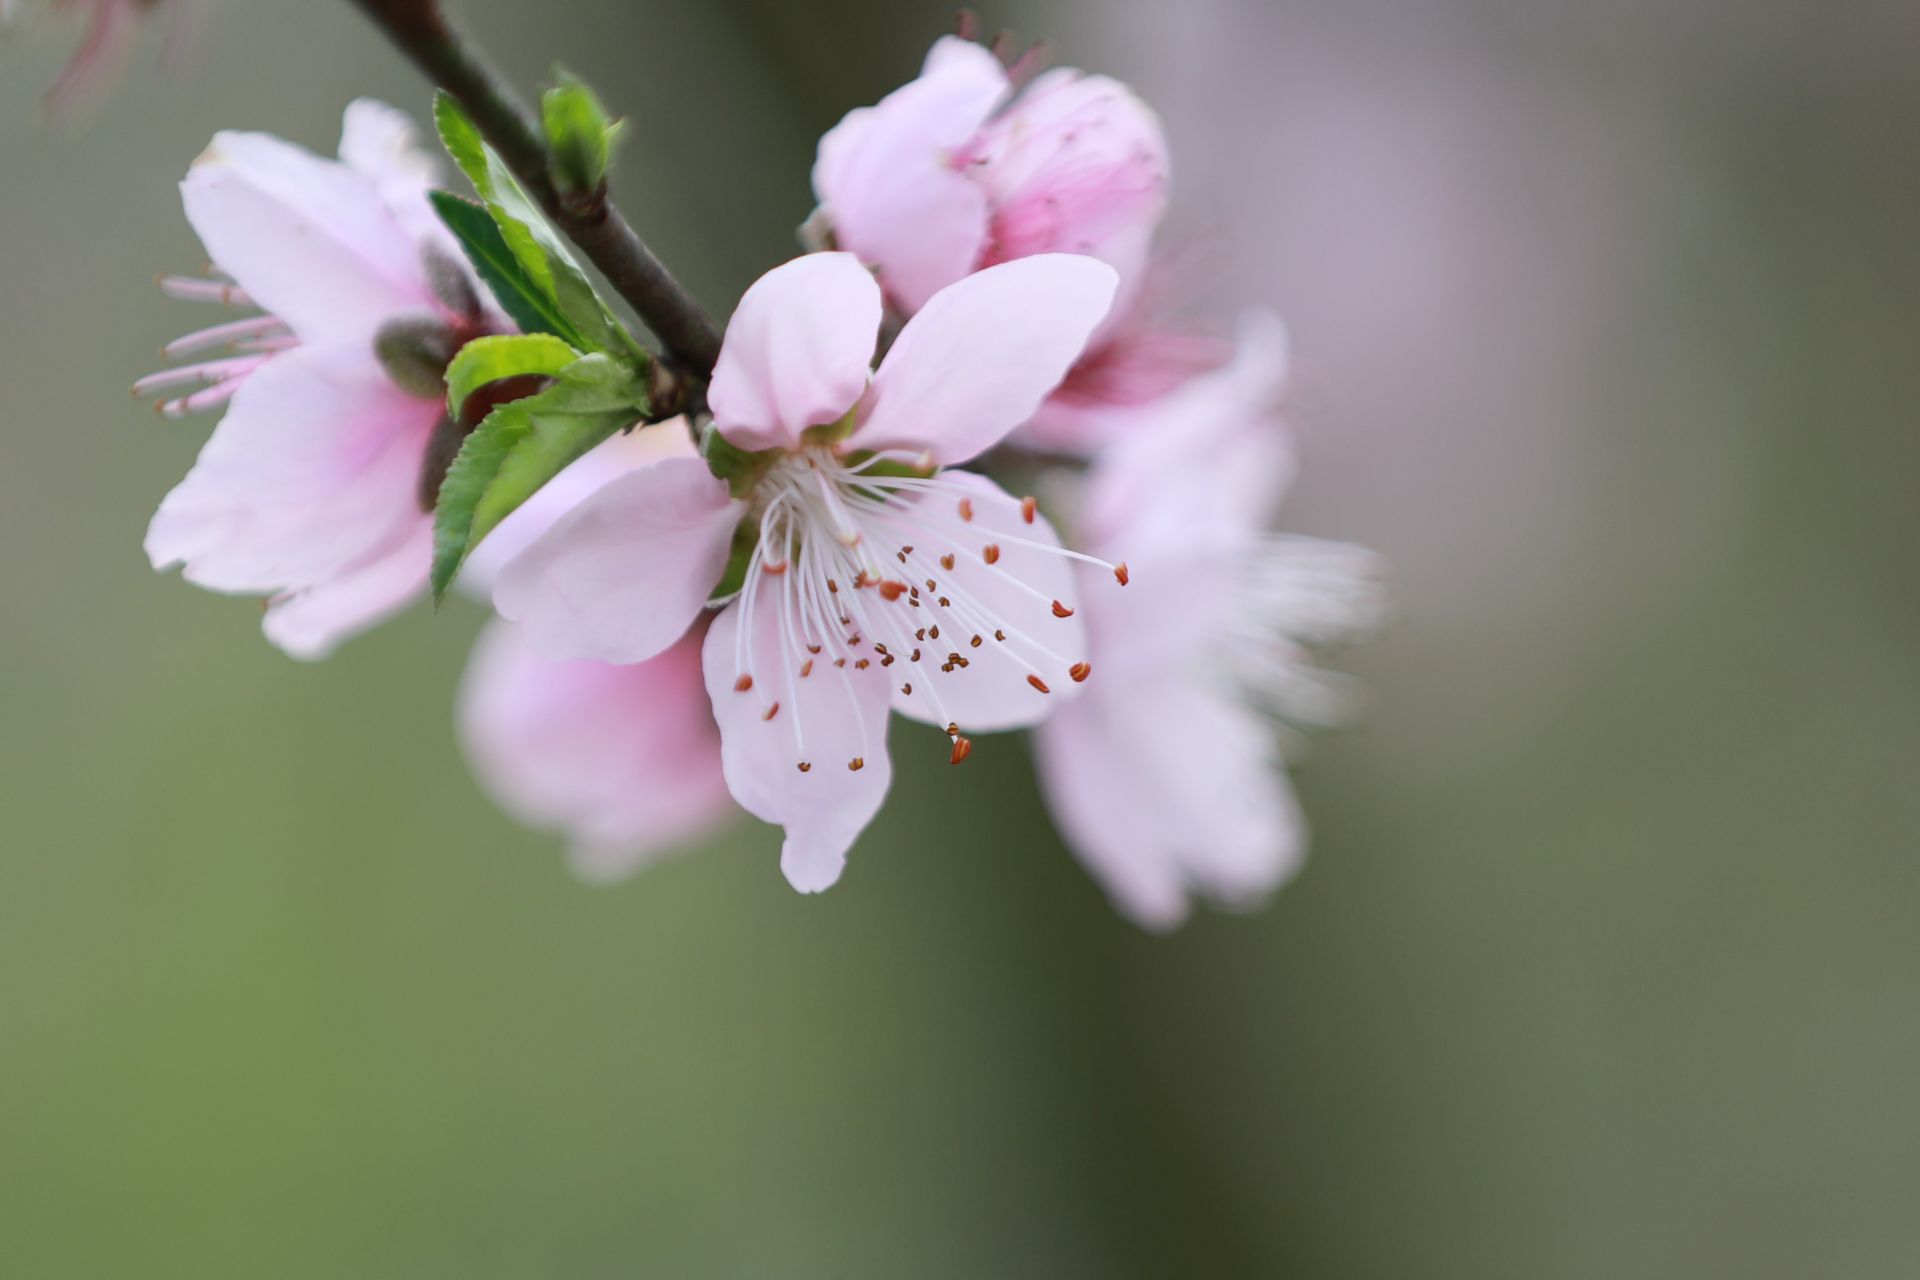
1035, 312, 1387, 928
3, 0, 191, 115
494, 251, 1120, 893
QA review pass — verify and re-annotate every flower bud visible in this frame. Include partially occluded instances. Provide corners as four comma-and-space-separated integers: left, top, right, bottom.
374, 314, 460, 399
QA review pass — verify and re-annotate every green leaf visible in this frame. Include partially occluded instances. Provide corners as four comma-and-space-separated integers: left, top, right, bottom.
434, 93, 626, 357
542, 68, 623, 196
430, 354, 651, 601
429, 191, 581, 343
444, 333, 580, 419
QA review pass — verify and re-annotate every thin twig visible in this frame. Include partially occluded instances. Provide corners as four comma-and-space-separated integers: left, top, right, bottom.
349, 0, 723, 389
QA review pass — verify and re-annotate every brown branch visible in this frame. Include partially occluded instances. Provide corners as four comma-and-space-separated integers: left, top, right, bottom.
349, 0, 723, 387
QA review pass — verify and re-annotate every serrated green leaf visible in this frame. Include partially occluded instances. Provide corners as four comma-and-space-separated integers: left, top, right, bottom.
430, 354, 652, 601
433, 93, 626, 357
444, 333, 580, 419
429, 191, 581, 344
542, 68, 621, 195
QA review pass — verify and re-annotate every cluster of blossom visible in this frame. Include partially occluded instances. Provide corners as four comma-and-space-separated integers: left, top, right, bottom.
136, 34, 1386, 929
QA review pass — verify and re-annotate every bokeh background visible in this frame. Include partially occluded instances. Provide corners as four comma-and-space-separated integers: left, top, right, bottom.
3, 0, 1917, 1274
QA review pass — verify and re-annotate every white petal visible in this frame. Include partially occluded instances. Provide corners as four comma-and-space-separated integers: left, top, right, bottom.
336, 98, 450, 252
880, 473, 1092, 733
458, 618, 733, 879
701, 594, 894, 893
493, 457, 743, 664
146, 343, 439, 595
851, 255, 1117, 465
182, 129, 429, 345
261, 519, 431, 661
707, 252, 881, 452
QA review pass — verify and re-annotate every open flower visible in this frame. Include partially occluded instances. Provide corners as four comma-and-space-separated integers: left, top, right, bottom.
495, 250, 1121, 892
141, 100, 501, 659
1034, 312, 1389, 929
812, 35, 1167, 319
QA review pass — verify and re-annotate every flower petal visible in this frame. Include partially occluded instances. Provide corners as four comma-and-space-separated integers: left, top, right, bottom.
1035, 675, 1305, 931
145, 343, 439, 595
882, 473, 1091, 733
261, 519, 431, 661
336, 98, 449, 252
493, 457, 742, 664
851, 255, 1117, 465
811, 36, 1010, 312
182, 127, 429, 345
459, 618, 733, 881
701, 592, 894, 893
707, 252, 881, 452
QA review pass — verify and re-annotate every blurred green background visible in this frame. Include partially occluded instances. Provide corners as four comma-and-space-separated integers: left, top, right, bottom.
3, 0, 1917, 1275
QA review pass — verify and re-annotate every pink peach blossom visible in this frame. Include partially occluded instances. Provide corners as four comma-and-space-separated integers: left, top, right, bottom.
495, 251, 1121, 893
140, 100, 502, 660
1034, 312, 1388, 929
812, 36, 1168, 319
3, 0, 192, 116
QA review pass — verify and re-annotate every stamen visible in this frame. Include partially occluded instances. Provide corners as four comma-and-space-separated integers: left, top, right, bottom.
1115, 563, 1130, 586
983, 544, 1001, 564
763, 702, 781, 720
734, 674, 754, 693
1051, 600, 1074, 618
1070, 662, 1091, 683
949, 736, 973, 766
1027, 675, 1051, 694
1020, 495, 1038, 524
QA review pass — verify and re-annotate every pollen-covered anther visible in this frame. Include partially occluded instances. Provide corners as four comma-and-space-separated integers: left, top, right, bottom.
1070, 662, 1091, 683
958, 497, 974, 522
854, 658, 870, 670
929, 625, 941, 639
763, 701, 781, 721
834, 658, 847, 668
797, 762, 812, 773
945, 722, 960, 737
1027, 675, 1051, 694
854, 570, 878, 589
878, 579, 907, 601
994, 630, 1006, 642
1051, 600, 1075, 618
983, 544, 1001, 565
901, 682, 913, 695
848, 757, 865, 772
1020, 495, 1038, 524
970, 634, 983, 648
940, 553, 956, 571
910, 648, 921, 662
938, 596, 951, 607
733, 674, 754, 693
949, 736, 973, 766
1114, 562, 1130, 586
800, 659, 814, 678
760, 560, 788, 576
827, 578, 840, 594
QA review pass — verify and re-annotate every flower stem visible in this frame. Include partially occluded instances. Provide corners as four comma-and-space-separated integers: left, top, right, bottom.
348, 0, 723, 387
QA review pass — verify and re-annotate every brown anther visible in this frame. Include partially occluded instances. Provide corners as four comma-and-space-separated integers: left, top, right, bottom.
763, 701, 782, 721
1069, 662, 1091, 683
901, 682, 913, 695
798, 762, 812, 773
945, 722, 960, 737
761, 560, 788, 576
983, 544, 1001, 565
947, 652, 962, 664
1114, 562, 1130, 586
881, 654, 895, 666
940, 553, 956, 571
925, 578, 937, 591
915, 628, 927, 641
970, 634, 983, 648
949, 736, 973, 766
834, 658, 847, 668
854, 659, 870, 670
910, 648, 921, 662
1020, 495, 1038, 524
828, 578, 840, 593
901, 545, 914, 556
994, 629, 1006, 642
733, 674, 754, 693
873, 643, 890, 655
800, 659, 814, 678
896, 550, 908, 564
941, 663, 954, 673
1027, 674, 1051, 694
807, 643, 822, 654
1051, 600, 1075, 618
928, 625, 941, 639
848, 757, 865, 772
938, 596, 951, 607
878, 580, 906, 601
958, 497, 974, 521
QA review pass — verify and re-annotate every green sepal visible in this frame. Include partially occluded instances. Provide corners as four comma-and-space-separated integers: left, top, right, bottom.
699, 422, 778, 498
433, 93, 631, 358
542, 68, 625, 197
444, 333, 581, 419
430, 353, 651, 601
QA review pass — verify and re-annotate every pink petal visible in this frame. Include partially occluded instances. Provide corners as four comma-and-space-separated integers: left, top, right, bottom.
885, 473, 1092, 733
707, 252, 881, 452
457, 420, 696, 599
811, 36, 1010, 312
1034, 675, 1305, 931
459, 618, 733, 881
493, 457, 743, 664
261, 519, 431, 661
335, 98, 450, 254
145, 343, 439, 595
701, 592, 894, 893
851, 255, 1117, 465
181, 128, 429, 346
